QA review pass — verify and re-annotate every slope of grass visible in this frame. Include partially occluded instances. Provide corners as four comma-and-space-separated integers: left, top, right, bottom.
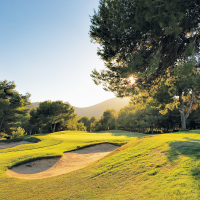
0, 131, 140, 171
1, 130, 200, 199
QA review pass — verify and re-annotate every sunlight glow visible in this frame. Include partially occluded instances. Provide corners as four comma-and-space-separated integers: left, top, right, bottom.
128, 76, 136, 84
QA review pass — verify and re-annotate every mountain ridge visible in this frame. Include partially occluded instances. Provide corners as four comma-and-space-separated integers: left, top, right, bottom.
73, 97, 130, 118
28, 97, 130, 118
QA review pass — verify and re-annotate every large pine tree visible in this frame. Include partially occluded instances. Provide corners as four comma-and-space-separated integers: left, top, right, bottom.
90, 0, 200, 129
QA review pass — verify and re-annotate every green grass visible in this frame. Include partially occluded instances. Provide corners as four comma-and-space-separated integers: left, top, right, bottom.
2, 130, 200, 199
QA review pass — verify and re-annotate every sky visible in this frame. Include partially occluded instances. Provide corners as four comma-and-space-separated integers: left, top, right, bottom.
0, 0, 116, 107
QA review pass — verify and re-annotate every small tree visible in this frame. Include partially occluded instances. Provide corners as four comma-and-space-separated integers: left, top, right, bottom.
90, 119, 100, 132
12, 127, 25, 138
63, 117, 86, 131
99, 109, 117, 130
76, 122, 86, 131
78, 116, 91, 131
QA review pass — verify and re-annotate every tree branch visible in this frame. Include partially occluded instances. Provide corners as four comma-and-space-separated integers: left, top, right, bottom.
186, 90, 194, 119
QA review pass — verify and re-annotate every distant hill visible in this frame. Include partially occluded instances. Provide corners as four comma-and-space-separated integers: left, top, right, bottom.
73, 97, 130, 118
28, 98, 130, 118
26, 102, 40, 110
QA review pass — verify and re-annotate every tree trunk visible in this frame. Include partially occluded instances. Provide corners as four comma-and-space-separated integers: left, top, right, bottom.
0, 115, 5, 134
179, 105, 187, 130
150, 126, 153, 134
52, 123, 56, 132
179, 90, 194, 130
173, 125, 175, 132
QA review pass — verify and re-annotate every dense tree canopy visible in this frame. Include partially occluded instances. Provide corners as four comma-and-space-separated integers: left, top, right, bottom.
90, 0, 200, 129
99, 109, 117, 130
90, 0, 200, 93
0, 80, 30, 137
117, 104, 181, 133
78, 116, 97, 131
29, 101, 75, 133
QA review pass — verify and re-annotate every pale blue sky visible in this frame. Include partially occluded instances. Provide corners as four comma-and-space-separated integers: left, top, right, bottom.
0, 0, 115, 107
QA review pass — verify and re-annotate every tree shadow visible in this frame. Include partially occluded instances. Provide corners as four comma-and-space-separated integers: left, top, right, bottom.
168, 139, 200, 184
168, 140, 200, 162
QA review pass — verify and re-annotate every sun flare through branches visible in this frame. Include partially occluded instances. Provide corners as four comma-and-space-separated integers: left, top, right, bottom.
128, 76, 136, 85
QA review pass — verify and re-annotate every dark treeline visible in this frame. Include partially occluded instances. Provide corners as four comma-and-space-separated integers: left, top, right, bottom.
1, 79, 200, 140
79, 103, 200, 134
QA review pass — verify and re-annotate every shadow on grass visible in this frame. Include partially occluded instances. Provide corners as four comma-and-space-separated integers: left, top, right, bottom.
168, 140, 200, 162
97, 130, 145, 138
0, 136, 40, 144
168, 139, 200, 184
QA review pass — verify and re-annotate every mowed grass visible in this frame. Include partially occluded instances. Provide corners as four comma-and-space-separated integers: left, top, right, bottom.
1, 130, 200, 199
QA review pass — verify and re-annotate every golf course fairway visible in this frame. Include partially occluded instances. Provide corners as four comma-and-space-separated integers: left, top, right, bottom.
1, 130, 200, 199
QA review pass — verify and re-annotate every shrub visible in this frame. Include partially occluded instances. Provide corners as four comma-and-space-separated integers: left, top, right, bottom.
76, 122, 86, 131
12, 127, 26, 138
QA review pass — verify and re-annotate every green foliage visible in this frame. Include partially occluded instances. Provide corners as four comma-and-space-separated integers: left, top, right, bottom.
186, 104, 200, 130
90, 119, 100, 132
64, 118, 78, 130
76, 122, 86, 131
78, 116, 98, 131
0, 80, 30, 136
11, 127, 25, 138
64, 117, 86, 131
0, 132, 7, 140
99, 109, 117, 130
29, 101, 76, 133
117, 103, 181, 133
78, 116, 91, 131
90, 0, 200, 95
89, 0, 200, 130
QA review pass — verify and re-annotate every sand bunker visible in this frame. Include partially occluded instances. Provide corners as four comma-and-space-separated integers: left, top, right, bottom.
6, 143, 118, 179
0, 141, 32, 150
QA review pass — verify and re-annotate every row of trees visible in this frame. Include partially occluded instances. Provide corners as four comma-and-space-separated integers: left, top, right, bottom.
2, 79, 200, 138
78, 109, 117, 132
0, 80, 86, 139
1, 78, 200, 139
78, 101, 200, 134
